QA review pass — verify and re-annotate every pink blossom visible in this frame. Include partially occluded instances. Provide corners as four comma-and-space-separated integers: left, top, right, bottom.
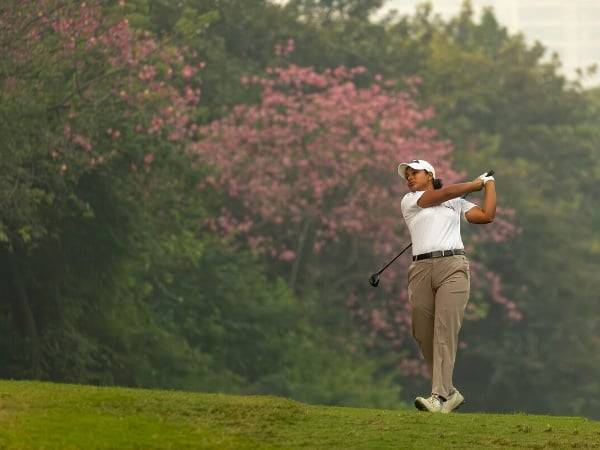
182, 65, 195, 79
72, 134, 92, 152
279, 250, 296, 261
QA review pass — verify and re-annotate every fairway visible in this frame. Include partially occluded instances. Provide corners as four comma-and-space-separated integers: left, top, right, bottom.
0, 381, 598, 449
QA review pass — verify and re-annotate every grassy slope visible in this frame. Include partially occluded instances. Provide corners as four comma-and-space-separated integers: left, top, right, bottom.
0, 381, 599, 449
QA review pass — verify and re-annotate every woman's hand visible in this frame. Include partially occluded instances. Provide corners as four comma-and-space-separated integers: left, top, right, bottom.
472, 173, 495, 191
471, 177, 485, 191
480, 174, 495, 185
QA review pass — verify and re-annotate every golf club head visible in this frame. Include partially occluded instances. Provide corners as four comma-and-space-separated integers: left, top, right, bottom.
369, 273, 380, 287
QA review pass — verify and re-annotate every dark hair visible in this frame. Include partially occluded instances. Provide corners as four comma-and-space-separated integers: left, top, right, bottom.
433, 178, 443, 189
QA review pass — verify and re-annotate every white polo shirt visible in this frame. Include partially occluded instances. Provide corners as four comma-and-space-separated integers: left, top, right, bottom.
401, 191, 476, 256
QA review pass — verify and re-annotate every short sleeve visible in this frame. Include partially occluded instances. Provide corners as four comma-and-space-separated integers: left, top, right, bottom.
459, 198, 477, 220
401, 191, 424, 221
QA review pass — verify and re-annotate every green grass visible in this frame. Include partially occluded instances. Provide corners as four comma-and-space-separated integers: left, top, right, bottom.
0, 381, 599, 449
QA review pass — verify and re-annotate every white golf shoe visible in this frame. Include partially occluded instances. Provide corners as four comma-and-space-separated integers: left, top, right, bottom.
441, 388, 465, 414
414, 394, 444, 412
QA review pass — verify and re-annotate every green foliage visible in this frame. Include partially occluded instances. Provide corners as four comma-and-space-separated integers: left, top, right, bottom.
144, 236, 403, 407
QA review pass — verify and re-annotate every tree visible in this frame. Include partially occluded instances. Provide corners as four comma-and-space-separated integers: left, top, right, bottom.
0, 0, 202, 380
285, 0, 385, 22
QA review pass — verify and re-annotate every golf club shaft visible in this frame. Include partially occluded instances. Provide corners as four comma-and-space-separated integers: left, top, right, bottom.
375, 243, 412, 276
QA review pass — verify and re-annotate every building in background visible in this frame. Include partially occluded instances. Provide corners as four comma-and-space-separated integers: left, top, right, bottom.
379, 0, 600, 87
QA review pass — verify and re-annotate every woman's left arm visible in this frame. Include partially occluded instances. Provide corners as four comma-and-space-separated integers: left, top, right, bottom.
465, 181, 496, 224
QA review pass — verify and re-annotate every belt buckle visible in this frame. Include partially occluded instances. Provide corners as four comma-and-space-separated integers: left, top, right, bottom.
431, 251, 443, 258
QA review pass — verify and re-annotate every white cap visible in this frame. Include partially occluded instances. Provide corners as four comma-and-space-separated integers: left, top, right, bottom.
397, 159, 436, 180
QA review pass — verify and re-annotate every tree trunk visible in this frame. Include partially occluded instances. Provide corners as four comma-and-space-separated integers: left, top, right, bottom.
290, 218, 312, 292
5, 242, 41, 378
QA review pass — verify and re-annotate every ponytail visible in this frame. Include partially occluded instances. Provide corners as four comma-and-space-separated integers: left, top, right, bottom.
433, 178, 443, 189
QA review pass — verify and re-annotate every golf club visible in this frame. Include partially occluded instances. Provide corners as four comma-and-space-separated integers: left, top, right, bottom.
369, 242, 412, 287
369, 170, 494, 287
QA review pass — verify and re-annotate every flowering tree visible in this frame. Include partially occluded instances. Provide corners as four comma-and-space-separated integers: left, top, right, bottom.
0, 0, 202, 246
195, 65, 453, 262
0, 0, 203, 375
192, 55, 519, 372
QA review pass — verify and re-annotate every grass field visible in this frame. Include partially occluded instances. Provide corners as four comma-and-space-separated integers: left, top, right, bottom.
0, 380, 599, 449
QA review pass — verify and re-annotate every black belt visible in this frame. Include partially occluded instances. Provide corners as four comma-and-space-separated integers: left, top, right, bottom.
412, 249, 465, 261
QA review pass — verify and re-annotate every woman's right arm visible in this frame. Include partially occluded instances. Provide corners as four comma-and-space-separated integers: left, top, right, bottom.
417, 178, 484, 208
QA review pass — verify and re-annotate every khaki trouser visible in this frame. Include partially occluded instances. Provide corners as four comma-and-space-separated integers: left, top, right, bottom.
408, 255, 470, 399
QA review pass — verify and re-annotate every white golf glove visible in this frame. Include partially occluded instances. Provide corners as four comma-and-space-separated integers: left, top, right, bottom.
478, 173, 495, 185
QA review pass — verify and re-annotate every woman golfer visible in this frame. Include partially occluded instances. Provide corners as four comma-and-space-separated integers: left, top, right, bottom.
398, 159, 496, 413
